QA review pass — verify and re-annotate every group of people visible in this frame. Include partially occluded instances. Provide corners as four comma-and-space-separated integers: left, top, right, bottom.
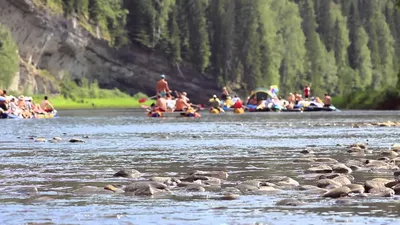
152, 75, 332, 113
248, 84, 332, 111
209, 87, 244, 113
0, 90, 56, 119
150, 74, 195, 113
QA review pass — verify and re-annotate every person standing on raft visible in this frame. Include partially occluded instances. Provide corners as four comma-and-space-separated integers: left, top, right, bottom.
156, 74, 170, 98
303, 84, 311, 101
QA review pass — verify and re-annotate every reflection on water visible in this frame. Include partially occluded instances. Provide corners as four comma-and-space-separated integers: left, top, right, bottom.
1, 110, 400, 225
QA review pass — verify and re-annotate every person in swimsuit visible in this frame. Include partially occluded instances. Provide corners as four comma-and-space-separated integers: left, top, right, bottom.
156, 95, 167, 112
175, 95, 191, 112
40, 96, 55, 113
156, 74, 170, 98
324, 93, 331, 107
220, 87, 229, 101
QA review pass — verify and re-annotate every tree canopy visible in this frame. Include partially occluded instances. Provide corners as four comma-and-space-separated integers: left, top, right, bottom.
35, 0, 400, 97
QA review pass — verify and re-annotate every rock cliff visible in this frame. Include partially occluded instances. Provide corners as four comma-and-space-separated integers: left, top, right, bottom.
0, 0, 219, 103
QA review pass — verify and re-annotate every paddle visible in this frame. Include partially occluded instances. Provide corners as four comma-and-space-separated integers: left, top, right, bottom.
138, 95, 157, 103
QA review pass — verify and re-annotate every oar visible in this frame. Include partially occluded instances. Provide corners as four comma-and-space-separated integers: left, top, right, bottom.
138, 95, 157, 103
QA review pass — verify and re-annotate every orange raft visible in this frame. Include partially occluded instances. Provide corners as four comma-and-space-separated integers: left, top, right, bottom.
148, 108, 201, 118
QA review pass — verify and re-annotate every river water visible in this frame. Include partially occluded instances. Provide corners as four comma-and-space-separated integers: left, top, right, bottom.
1, 110, 400, 225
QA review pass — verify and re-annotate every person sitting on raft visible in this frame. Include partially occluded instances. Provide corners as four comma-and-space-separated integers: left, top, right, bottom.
175, 94, 191, 112
0, 96, 8, 118
232, 97, 243, 109
155, 95, 167, 112
220, 87, 229, 101
209, 95, 223, 112
324, 93, 331, 107
40, 96, 55, 113
165, 93, 176, 112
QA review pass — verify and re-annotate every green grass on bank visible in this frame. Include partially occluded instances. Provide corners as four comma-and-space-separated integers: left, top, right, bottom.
30, 95, 155, 110
15, 76, 156, 110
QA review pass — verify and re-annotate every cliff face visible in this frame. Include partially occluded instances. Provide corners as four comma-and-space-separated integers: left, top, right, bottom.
0, 0, 219, 103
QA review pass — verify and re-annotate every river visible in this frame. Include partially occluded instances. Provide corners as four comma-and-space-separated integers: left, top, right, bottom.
1, 110, 399, 225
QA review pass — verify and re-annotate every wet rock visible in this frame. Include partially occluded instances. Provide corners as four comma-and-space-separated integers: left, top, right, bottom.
332, 164, 352, 174
240, 180, 263, 188
372, 178, 394, 183
222, 187, 241, 195
104, 184, 124, 193
83, 135, 90, 138
34, 138, 47, 142
293, 158, 314, 163
369, 187, 394, 197
377, 122, 391, 127
265, 176, 299, 187
275, 198, 304, 206
381, 151, 399, 158
348, 146, 364, 153
313, 158, 338, 163
352, 124, 361, 128
150, 177, 180, 186
316, 179, 341, 188
74, 186, 114, 195
186, 184, 206, 192
124, 181, 171, 196
322, 186, 352, 198
390, 158, 400, 166
345, 184, 365, 193
348, 143, 367, 149
364, 180, 388, 192
335, 198, 353, 205
306, 165, 333, 173
220, 193, 239, 200
177, 182, 196, 187
377, 157, 390, 161
364, 160, 398, 170
345, 159, 364, 168
300, 148, 314, 154
192, 135, 202, 139
17, 186, 39, 196
69, 138, 85, 143
181, 175, 221, 185
235, 184, 259, 193
331, 176, 352, 186
204, 185, 222, 192
258, 186, 280, 192
113, 169, 141, 178
385, 180, 400, 188
297, 185, 327, 194
394, 171, 400, 180
391, 143, 400, 151
30, 196, 55, 203
392, 184, 400, 195
189, 170, 228, 180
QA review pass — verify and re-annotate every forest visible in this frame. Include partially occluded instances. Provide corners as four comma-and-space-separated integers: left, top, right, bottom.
25, 0, 400, 99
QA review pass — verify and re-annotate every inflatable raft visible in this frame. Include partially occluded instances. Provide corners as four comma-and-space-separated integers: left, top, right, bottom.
1, 110, 58, 119
147, 110, 201, 118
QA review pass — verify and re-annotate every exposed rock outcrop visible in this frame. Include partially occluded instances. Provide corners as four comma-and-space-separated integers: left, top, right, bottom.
0, 0, 219, 103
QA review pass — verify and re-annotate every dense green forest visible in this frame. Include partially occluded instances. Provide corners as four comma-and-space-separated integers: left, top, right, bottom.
33, 0, 400, 98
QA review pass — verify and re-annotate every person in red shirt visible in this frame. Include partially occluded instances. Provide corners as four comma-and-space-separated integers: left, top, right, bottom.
303, 84, 311, 101
233, 98, 243, 109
